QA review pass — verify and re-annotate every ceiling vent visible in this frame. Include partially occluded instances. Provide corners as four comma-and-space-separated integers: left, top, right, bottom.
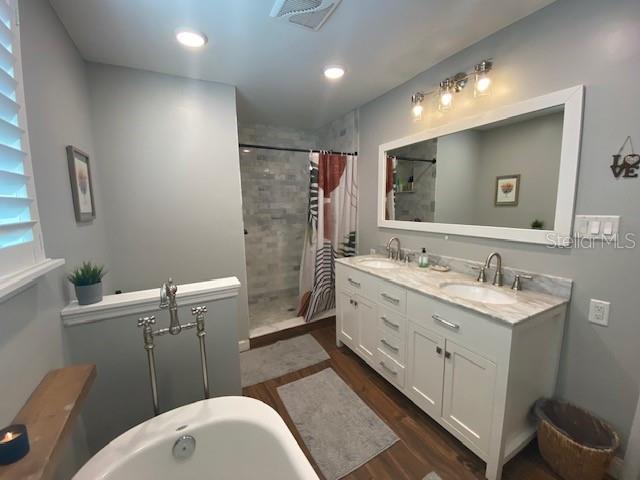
270, 0, 342, 31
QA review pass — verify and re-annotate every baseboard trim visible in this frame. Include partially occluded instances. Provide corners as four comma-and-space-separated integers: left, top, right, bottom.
249, 316, 335, 349
238, 339, 250, 352
609, 456, 624, 479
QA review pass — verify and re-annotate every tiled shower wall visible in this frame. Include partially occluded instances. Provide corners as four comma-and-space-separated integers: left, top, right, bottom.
318, 109, 359, 153
393, 139, 437, 222
239, 111, 358, 328
238, 124, 318, 314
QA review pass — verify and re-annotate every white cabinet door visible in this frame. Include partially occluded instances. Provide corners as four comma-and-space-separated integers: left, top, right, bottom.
338, 291, 357, 347
442, 340, 497, 456
406, 321, 445, 418
356, 296, 377, 364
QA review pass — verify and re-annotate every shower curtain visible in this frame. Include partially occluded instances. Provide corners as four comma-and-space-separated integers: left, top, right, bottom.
385, 155, 396, 220
298, 152, 358, 321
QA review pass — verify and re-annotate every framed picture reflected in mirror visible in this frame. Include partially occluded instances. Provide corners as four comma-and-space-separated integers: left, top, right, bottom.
495, 174, 520, 206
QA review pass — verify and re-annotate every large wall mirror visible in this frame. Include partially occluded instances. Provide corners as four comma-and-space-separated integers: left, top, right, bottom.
378, 86, 584, 244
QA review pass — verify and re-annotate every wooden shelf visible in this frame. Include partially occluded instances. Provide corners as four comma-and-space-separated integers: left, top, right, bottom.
0, 364, 96, 480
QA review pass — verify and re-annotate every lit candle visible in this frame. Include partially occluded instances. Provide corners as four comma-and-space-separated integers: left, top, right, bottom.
0, 431, 21, 443
0, 424, 29, 465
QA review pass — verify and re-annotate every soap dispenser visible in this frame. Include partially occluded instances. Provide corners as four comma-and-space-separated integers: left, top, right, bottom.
418, 248, 429, 268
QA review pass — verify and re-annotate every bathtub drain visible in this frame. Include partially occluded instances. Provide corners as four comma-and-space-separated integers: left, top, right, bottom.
172, 434, 196, 460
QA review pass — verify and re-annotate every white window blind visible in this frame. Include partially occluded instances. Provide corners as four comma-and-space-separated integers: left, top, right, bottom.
0, 0, 45, 279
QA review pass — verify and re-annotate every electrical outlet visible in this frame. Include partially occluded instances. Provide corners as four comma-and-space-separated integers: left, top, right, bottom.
588, 299, 610, 326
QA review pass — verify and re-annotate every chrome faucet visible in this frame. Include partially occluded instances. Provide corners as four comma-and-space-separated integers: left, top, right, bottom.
386, 237, 402, 261
138, 277, 212, 416
483, 252, 503, 286
160, 278, 181, 335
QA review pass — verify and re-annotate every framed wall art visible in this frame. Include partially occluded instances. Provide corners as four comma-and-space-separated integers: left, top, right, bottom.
66, 146, 96, 222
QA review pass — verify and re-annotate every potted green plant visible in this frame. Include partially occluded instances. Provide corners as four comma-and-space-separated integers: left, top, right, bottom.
68, 262, 107, 305
531, 219, 545, 230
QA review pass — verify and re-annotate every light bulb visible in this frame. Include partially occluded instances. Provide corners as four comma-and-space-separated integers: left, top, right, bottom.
324, 65, 345, 80
411, 104, 423, 121
440, 91, 453, 107
474, 60, 493, 97
176, 29, 208, 48
410, 92, 425, 121
438, 79, 453, 112
476, 76, 491, 93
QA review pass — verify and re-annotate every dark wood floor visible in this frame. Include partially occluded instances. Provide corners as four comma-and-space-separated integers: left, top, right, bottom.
243, 318, 566, 480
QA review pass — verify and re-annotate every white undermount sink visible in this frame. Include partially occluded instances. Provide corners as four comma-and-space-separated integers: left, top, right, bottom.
356, 258, 401, 269
440, 282, 517, 305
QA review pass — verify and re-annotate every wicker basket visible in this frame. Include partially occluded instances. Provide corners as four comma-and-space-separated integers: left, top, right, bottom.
534, 399, 619, 480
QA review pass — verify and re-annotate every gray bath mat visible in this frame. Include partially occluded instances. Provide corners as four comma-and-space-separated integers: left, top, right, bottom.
240, 334, 329, 387
278, 368, 399, 480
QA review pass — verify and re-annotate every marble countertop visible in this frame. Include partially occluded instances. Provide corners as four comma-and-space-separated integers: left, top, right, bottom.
336, 256, 569, 326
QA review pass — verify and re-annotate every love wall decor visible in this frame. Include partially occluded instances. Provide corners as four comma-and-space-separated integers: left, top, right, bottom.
611, 136, 639, 178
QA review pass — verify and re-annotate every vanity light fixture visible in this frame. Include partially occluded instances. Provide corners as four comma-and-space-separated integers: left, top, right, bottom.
411, 92, 425, 121
176, 29, 208, 48
410, 59, 493, 118
324, 65, 345, 80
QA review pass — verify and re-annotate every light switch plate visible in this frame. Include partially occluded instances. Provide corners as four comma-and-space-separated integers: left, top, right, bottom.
575, 215, 620, 239
588, 299, 610, 326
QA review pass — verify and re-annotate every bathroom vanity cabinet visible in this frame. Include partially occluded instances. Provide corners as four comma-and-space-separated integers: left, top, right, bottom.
336, 259, 567, 480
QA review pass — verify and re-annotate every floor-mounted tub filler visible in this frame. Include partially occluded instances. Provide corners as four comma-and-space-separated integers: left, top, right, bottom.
74, 396, 319, 480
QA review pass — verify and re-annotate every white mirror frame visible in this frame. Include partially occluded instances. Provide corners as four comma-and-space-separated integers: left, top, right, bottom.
377, 85, 584, 245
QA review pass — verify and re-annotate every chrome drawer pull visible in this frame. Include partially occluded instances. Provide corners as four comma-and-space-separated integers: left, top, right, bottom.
381, 339, 399, 352
381, 292, 400, 304
432, 314, 460, 331
348, 278, 361, 287
381, 316, 400, 330
379, 361, 398, 375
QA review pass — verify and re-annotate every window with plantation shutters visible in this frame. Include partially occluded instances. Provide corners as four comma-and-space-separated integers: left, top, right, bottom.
0, 0, 51, 287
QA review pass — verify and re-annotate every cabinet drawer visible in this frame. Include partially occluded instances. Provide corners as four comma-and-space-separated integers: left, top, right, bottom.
377, 328, 405, 365
336, 265, 376, 298
376, 348, 405, 388
407, 291, 508, 359
377, 307, 405, 339
377, 281, 406, 313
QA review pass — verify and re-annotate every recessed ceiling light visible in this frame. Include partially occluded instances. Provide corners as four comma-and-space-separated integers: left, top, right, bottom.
176, 29, 208, 48
324, 65, 345, 80
242, 149, 251, 153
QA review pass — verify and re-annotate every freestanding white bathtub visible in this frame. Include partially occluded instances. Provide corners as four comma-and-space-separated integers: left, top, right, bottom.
74, 396, 319, 480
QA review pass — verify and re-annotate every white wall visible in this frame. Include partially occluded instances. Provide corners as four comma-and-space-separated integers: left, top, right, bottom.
358, 0, 640, 452
0, 0, 115, 474
86, 63, 250, 340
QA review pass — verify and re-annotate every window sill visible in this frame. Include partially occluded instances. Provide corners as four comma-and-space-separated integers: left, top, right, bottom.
0, 258, 66, 304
